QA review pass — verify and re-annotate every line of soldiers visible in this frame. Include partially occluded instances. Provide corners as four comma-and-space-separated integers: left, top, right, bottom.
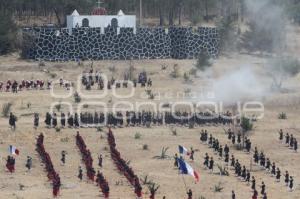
43, 111, 233, 129
253, 147, 294, 191
81, 70, 152, 91
0, 79, 51, 92
76, 132, 96, 181
96, 171, 110, 199
108, 128, 142, 198
36, 133, 61, 197
75, 132, 110, 198
226, 128, 294, 193
6, 156, 16, 173
278, 129, 298, 152
201, 132, 268, 199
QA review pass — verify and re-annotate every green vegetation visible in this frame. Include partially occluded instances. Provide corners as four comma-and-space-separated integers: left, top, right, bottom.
0, 13, 17, 55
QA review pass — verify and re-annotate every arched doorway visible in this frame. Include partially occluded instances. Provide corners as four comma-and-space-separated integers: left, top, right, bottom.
111, 18, 118, 28
82, 18, 89, 27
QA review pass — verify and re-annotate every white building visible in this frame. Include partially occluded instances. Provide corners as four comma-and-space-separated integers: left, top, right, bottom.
66, 9, 136, 34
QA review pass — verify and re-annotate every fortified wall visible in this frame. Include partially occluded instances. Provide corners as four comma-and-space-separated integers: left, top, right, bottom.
22, 27, 219, 61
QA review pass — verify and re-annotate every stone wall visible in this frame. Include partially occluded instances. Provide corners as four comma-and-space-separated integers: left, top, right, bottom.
22, 27, 219, 61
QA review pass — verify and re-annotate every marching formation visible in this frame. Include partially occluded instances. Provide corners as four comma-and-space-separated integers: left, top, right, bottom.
278, 129, 298, 152
36, 133, 61, 197
42, 111, 233, 128
76, 132, 110, 198
0, 79, 51, 92
81, 69, 152, 90
107, 128, 143, 198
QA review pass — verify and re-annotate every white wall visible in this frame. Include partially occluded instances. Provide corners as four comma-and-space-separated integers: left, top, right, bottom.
67, 15, 136, 31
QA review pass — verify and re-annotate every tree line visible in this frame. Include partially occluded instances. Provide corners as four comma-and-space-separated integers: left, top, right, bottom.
1, 0, 300, 55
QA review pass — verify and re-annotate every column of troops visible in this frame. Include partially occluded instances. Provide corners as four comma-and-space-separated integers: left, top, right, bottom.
43, 111, 233, 128
76, 132, 109, 198
278, 129, 298, 152
0, 80, 52, 92
36, 133, 61, 197
201, 128, 295, 199
107, 128, 142, 198
81, 70, 152, 90
201, 131, 267, 199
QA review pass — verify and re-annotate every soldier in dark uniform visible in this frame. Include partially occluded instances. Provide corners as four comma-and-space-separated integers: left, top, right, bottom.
61, 113, 65, 127
204, 153, 209, 168
190, 147, 194, 161
174, 153, 179, 168
209, 157, 214, 172
34, 113, 39, 129
78, 166, 83, 180
260, 181, 266, 195
67, 113, 74, 127
61, 151, 66, 165
232, 190, 236, 199
26, 156, 32, 171
9, 112, 17, 130
52, 113, 57, 128
251, 176, 256, 190
98, 154, 103, 168
285, 171, 289, 186
289, 176, 293, 191
187, 189, 192, 199
279, 129, 283, 142
74, 113, 79, 127
276, 168, 281, 182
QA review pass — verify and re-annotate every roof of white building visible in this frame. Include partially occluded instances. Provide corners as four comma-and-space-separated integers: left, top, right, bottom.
71, 10, 80, 16
118, 10, 125, 16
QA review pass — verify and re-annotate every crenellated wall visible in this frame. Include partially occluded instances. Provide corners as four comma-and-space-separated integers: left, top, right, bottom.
22, 27, 219, 61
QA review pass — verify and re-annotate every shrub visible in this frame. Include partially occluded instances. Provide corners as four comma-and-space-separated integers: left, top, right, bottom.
190, 14, 202, 26
83, 104, 89, 109
134, 132, 142, 139
189, 68, 197, 77
195, 51, 212, 71
278, 112, 287, 119
240, 116, 253, 132
170, 64, 180, 78
60, 137, 69, 142
143, 144, 149, 150
55, 103, 61, 112
217, 164, 229, 176
2, 103, 12, 117
213, 182, 224, 192
108, 65, 116, 73
171, 128, 177, 136
49, 73, 57, 78
38, 61, 45, 67
183, 72, 191, 82
0, 13, 17, 55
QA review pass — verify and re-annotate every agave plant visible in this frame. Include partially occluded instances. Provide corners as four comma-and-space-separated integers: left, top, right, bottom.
153, 147, 170, 159
217, 164, 229, 176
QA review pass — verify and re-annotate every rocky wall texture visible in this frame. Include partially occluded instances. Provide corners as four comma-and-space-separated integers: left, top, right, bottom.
22, 27, 219, 61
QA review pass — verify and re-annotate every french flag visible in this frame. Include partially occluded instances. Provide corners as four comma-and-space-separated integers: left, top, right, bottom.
178, 158, 199, 182
9, 145, 19, 155
178, 145, 190, 155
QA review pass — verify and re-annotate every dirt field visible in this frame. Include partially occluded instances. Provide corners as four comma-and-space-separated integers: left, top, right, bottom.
0, 53, 300, 199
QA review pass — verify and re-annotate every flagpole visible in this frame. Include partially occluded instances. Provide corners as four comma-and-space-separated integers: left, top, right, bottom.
181, 174, 188, 192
